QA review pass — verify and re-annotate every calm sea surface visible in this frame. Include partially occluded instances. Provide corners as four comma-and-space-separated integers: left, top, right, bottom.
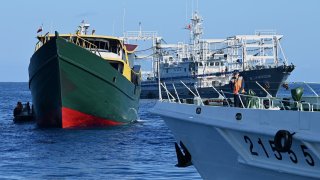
0, 82, 201, 179
2, 82, 319, 179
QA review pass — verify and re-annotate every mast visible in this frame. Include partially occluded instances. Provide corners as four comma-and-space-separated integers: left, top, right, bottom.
273, 36, 278, 66
78, 20, 90, 35
158, 51, 162, 100
155, 37, 162, 100
190, 11, 203, 62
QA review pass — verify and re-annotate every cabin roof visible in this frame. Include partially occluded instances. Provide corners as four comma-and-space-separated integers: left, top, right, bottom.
37, 33, 138, 53
37, 34, 122, 41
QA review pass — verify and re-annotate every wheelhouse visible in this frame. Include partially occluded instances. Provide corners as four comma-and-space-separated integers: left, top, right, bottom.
36, 33, 139, 85
34, 21, 140, 85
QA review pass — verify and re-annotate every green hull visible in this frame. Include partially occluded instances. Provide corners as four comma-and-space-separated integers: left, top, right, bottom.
29, 35, 140, 128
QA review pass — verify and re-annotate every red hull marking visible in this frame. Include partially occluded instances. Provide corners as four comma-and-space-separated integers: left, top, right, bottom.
62, 107, 123, 128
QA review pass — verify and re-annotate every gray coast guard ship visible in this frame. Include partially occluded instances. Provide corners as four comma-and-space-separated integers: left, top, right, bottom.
151, 82, 320, 179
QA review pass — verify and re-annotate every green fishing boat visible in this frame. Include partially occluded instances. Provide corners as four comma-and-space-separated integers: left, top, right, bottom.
29, 22, 141, 128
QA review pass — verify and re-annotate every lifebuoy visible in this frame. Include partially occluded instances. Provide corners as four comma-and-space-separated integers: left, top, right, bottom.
274, 130, 295, 152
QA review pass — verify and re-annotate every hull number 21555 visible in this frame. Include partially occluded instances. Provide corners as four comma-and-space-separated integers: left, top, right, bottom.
243, 135, 315, 167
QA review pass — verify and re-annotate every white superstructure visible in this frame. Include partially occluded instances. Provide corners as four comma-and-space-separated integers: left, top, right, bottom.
152, 12, 289, 81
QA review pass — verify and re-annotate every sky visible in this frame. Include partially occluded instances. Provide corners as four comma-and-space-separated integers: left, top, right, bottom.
0, 0, 319, 82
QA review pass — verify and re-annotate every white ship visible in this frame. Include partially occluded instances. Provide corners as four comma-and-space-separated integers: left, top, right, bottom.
151, 83, 320, 179
131, 11, 294, 99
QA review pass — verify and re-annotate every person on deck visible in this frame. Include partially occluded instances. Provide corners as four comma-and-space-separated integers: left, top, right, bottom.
13, 102, 23, 117
26, 102, 31, 114
230, 71, 246, 107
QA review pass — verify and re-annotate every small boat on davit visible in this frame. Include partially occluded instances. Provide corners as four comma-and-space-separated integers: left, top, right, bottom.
29, 21, 141, 128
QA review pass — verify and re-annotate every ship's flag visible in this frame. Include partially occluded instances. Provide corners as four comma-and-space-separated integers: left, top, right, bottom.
37, 26, 43, 33
184, 24, 191, 30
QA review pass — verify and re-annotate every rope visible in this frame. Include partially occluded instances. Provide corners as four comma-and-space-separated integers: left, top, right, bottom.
135, 47, 153, 53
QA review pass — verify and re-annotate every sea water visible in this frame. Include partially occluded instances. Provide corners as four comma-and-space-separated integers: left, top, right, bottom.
2, 82, 319, 179
0, 83, 201, 179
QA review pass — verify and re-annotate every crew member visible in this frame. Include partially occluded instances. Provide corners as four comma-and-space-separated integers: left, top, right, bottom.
230, 71, 245, 107
26, 102, 31, 114
13, 102, 23, 117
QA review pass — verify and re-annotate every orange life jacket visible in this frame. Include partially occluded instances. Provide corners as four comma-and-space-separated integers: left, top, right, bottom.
233, 77, 245, 94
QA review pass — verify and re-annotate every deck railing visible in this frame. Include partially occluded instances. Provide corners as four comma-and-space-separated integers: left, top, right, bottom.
71, 35, 101, 57
159, 81, 320, 112
34, 32, 101, 57
35, 32, 50, 51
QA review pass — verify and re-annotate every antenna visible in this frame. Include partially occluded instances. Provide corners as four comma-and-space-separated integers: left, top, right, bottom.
122, 7, 126, 35
112, 20, 115, 36
50, 22, 53, 34
191, 0, 194, 13
185, 0, 188, 22
196, 0, 199, 12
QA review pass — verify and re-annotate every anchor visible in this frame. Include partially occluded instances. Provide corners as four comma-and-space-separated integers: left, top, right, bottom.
175, 141, 192, 167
